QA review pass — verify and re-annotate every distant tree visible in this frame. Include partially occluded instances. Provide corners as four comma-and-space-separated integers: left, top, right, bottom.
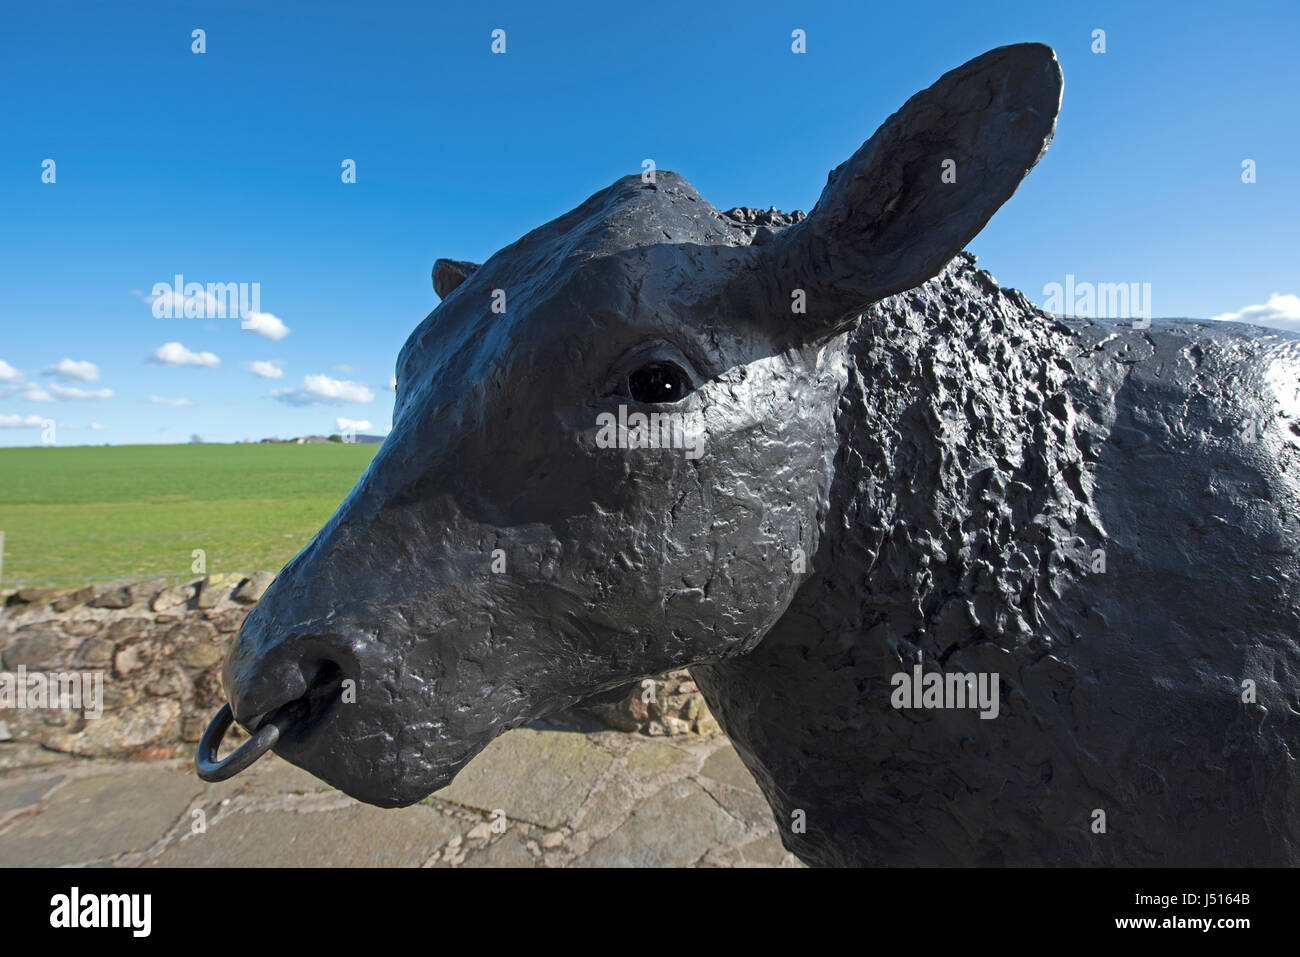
189, 434, 203, 444
327, 434, 343, 443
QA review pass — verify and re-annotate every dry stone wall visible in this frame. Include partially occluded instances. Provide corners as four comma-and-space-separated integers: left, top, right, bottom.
0, 574, 713, 769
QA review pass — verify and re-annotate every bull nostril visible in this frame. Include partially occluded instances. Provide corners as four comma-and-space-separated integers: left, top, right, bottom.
232, 660, 345, 739
266, 658, 347, 745
302, 660, 345, 717
227, 627, 357, 739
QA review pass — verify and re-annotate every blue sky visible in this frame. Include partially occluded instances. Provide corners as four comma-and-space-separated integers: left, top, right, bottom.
2, 0, 1296, 446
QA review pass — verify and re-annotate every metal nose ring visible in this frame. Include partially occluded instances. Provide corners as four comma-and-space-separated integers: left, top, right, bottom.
195, 701, 301, 782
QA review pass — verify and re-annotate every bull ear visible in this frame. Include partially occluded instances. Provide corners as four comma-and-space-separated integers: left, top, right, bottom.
433, 258, 481, 299
764, 42, 1062, 335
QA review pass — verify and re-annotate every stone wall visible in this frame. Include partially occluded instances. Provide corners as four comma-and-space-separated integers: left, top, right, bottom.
0, 574, 714, 770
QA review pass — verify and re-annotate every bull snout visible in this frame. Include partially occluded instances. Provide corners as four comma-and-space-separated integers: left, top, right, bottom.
195, 542, 400, 786
197, 597, 371, 782
194, 407, 500, 801
196, 526, 479, 805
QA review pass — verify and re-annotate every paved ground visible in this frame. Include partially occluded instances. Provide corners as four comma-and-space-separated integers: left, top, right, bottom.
0, 715, 802, 867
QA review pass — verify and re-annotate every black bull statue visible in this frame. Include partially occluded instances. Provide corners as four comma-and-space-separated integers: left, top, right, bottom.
198, 43, 1300, 866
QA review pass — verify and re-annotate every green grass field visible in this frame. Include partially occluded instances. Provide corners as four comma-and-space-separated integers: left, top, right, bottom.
0, 443, 380, 587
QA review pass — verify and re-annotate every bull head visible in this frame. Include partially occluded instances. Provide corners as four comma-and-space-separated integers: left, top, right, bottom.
206, 43, 1061, 806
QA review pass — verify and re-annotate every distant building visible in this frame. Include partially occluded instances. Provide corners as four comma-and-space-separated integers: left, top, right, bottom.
256, 433, 385, 444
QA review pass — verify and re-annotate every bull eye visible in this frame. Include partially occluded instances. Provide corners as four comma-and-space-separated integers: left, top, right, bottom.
627, 362, 693, 404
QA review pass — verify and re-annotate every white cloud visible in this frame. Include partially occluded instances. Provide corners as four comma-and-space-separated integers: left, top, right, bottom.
8, 379, 111, 402
42, 358, 100, 382
152, 341, 221, 367
48, 384, 113, 400
334, 364, 354, 373
243, 311, 290, 341
1211, 293, 1300, 332
21, 385, 54, 402
149, 395, 192, 406
272, 374, 375, 406
387, 374, 397, 390
0, 360, 23, 383
90, 423, 106, 430
336, 417, 373, 433
249, 360, 285, 379
139, 287, 289, 340
0, 413, 48, 428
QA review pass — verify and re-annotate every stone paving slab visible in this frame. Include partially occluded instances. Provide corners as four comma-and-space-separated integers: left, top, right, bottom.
0, 768, 204, 866
0, 777, 62, 816
0, 723, 804, 867
148, 803, 462, 868
573, 780, 746, 868
432, 727, 613, 829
